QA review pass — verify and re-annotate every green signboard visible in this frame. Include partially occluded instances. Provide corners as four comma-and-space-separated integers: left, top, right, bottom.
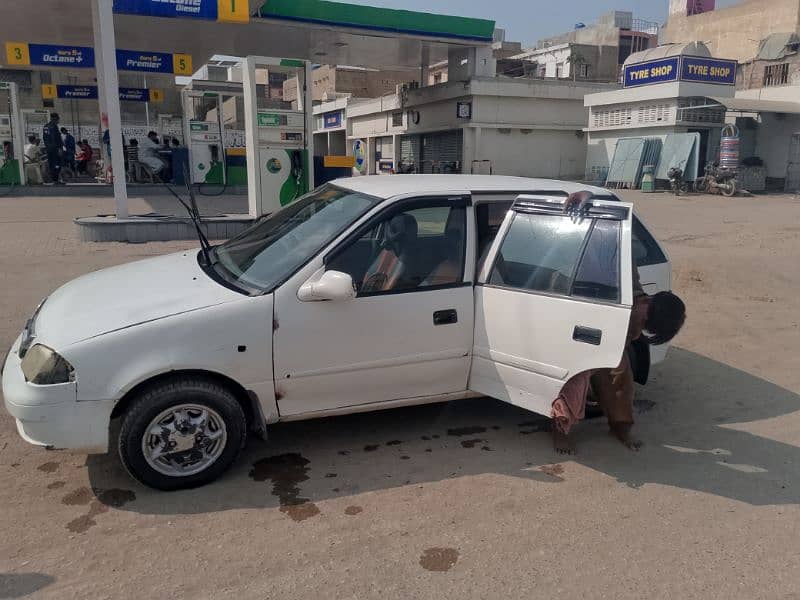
258, 113, 282, 127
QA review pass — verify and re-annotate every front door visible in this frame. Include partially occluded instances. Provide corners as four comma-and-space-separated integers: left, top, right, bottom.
273, 194, 475, 417
469, 196, 634, 417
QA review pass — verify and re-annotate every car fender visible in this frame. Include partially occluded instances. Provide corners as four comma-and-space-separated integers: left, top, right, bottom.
62, 294, 278, 422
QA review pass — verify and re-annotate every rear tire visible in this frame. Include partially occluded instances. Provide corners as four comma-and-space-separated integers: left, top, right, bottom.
118, 377, 247, 491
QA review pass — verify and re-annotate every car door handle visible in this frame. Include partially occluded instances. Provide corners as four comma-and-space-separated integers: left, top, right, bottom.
433, 309, 458, 326
573, 326, 602, 346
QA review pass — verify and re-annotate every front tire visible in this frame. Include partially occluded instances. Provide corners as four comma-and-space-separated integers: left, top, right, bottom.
722, 180, 737, 197
118, 377, 247, 491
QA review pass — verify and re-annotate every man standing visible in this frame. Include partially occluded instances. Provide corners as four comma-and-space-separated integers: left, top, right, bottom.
61, 127, 77, 172
42, 113, 63, 184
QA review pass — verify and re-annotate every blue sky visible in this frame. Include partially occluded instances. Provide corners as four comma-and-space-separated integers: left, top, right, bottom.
346, 0, 741, 46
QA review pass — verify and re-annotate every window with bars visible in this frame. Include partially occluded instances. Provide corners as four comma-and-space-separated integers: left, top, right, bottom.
764, 63, 790, 87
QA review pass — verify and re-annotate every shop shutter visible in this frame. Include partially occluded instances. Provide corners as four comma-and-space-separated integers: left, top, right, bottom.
399, 135, 421, 172
420, 130, 463, 173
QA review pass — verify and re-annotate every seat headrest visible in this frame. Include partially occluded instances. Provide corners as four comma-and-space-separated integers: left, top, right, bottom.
384, 213, 418, 253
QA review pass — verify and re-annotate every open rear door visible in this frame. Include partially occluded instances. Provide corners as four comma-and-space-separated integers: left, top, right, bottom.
469, 195, 634, 417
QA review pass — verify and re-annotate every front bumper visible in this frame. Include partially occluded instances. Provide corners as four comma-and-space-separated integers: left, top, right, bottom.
2, 335, 111, 453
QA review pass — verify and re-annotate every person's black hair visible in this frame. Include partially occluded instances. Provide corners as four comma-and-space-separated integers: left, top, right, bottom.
645, 292, 686, 346
81, 139, 89, 145
50, 112, 60, 121
28, 134, 36, 143
129, 138, 139, 146
147, 131, 158, 138
171, 137, 180, 146
60, 127, 68, 134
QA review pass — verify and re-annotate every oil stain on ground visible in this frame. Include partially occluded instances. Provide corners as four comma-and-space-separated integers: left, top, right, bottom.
364, 445, 380, 452
419, 547, 459, 572
447, 426, 487, 437
47, 481, 66, 490
344, 505, 363, 516
460, 439, 484, 449
64, 488, 136, 534
37, 462, 60, 473
250, 453, 321, 522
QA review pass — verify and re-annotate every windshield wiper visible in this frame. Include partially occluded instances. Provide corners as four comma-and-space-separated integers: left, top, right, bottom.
163, 166, 213, 264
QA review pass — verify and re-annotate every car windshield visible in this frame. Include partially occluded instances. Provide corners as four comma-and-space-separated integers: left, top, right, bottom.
214, 185, 380, 292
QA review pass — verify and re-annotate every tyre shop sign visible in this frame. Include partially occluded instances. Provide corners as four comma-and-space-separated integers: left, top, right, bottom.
624, 56, 736, 88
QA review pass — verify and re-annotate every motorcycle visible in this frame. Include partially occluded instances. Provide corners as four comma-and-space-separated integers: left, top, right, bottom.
695, 163, 738, 197
667, 166, 689, 196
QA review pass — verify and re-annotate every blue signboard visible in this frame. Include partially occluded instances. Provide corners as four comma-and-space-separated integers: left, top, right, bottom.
324, 111, 343, 129
57, 85, 99, 100
113, 0, 249, 22
680, 56, 737, 86
624, 57, 680, 88
119, 88, 148, 102
113, 0, 217, 19
116, 50, 171, 73
29, 44, 95, 68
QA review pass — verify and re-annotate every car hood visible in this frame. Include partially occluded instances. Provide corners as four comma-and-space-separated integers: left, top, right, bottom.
33, 251, 245, 349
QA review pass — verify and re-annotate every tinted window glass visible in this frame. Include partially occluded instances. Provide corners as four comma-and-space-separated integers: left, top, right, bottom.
489, 214, 590, 295
572, 220, 620, 302
632, 216, 667, 267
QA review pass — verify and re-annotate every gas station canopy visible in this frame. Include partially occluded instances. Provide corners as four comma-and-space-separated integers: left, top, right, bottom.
0, 0, 495, 72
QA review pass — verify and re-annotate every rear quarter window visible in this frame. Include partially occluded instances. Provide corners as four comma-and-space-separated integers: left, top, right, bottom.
632, 216, 667, 267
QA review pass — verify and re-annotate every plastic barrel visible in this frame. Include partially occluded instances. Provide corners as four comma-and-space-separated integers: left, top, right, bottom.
720, 124, 740, 170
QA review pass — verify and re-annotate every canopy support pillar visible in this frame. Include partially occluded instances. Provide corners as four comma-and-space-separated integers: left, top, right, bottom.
92, 0, 128, 219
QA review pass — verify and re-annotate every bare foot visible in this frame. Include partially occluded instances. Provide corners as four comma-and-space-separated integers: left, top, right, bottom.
552, 428, 577, 455
609, 422, 642, 451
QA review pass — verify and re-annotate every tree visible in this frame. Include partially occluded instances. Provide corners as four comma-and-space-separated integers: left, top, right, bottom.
566, 49, 588, 81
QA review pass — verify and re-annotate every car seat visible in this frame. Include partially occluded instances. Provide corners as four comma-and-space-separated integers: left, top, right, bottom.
362, 213, 419, 293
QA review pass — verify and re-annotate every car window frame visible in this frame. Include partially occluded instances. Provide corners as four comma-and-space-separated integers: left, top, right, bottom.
324, 194, 472, 298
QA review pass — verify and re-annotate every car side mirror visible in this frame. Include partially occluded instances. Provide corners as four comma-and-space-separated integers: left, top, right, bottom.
297, 270, 356, 302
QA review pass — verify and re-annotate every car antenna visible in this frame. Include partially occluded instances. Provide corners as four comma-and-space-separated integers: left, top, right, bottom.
162, 165, 213, 264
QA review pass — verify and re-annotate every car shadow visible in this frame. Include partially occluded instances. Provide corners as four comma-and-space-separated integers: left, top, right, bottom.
86, 348, 800, 516
0, 573, 55, 599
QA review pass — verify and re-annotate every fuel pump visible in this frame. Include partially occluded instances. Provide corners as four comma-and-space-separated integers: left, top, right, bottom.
181, 82, 246, 186
254, 109, 308, 207
182, 90, 225, 185
242, 57, 313, 217
0, 82, 25, 186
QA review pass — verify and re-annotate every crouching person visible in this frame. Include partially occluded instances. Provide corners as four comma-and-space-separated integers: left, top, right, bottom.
551, 191, 686, 454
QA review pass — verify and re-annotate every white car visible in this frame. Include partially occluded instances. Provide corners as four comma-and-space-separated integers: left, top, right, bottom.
2, 176, 671, 490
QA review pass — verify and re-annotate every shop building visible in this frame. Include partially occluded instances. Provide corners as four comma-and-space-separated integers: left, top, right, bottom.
514, 11, 658, 83
333, 77, 616, 179
584, 42, 737, 183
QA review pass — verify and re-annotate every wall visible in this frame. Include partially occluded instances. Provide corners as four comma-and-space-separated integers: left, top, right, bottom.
662, 0, 800, 62
284, 66, 416, 102
475, 128, 587, 179
753, 112, 800, 178
738, 54, 800, 90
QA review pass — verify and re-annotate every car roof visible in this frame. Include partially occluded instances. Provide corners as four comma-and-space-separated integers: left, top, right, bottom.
331, 175, 614, 200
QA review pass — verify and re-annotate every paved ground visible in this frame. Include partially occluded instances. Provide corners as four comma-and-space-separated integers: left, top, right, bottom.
1, 189, 799, 599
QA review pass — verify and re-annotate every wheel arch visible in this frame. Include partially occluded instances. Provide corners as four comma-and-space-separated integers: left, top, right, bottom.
110, 369, 266, 437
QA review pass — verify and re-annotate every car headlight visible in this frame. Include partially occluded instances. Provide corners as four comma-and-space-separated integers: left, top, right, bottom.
20, 344, 75, 385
